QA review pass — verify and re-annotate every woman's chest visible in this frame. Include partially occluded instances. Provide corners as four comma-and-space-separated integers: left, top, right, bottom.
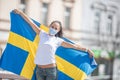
40, 36, 58, 48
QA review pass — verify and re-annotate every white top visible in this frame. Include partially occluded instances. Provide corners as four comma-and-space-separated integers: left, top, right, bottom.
34, 30, 64, 65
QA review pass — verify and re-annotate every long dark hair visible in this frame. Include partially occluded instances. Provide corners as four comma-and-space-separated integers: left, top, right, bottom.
49, 20, 63, 37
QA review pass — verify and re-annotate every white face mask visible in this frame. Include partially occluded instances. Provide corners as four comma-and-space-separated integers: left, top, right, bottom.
49, 27, 58, 36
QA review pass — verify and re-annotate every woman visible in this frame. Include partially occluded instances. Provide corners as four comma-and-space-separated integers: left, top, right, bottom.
13, 9, 94, 80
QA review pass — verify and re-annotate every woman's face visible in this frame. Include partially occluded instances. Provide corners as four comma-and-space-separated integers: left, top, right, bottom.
49, 22, 60, 32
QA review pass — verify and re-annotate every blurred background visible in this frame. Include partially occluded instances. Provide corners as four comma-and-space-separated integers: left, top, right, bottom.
0, 0, 120, 80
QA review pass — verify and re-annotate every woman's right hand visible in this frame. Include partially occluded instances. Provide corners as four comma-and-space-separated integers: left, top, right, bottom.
13, 9, 22, 14
13, 9, 41, 34
88, 49, 94, 58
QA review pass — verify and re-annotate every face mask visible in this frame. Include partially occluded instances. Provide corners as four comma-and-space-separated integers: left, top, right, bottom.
49, 27, 58, 36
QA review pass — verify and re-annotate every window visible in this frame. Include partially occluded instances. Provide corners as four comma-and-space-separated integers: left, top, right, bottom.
116, 23, 120, 37
119, 25, 120, 36
107, 15, 113, 35
65, 7, 71, 29
99, 64, 105, 75
41, 3, 48, 25
20, 0, 26, 12
94, 11, 101, 34
118, 24, 120, 37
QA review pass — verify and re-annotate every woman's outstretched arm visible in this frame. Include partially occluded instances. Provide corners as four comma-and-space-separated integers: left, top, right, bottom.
13, 9, 41, 34
61, 41, 94, 57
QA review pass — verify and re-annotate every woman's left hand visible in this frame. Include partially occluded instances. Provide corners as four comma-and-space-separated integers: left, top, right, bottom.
87, 49, 94, 58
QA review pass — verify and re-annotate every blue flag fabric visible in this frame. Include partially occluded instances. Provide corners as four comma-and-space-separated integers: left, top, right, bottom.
0, 11, 97, 80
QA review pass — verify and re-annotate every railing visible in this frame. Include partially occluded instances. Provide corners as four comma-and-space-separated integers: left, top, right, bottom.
86, 75, 111, 80
0, 70, 28, 80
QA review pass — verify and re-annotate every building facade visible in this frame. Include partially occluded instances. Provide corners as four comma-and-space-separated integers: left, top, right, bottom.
0, 0, 120, 80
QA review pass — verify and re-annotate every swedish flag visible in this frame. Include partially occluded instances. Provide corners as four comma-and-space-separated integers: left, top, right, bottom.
0, 11, 97, 80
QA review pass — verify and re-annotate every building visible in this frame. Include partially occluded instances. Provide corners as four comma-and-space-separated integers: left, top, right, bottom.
0, 0, 82, 54
0, 0, 120, 80
82, 0, 120, 80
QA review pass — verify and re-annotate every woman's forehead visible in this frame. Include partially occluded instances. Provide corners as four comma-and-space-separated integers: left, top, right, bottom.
51, 22, 59, 26
51, 23, 60, 29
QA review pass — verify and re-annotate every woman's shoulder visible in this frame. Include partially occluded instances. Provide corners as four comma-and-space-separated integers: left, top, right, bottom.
39, 30, 48, 37
56, 37, 64, 42
55, 37, 64, 46
40, 30, 48, 34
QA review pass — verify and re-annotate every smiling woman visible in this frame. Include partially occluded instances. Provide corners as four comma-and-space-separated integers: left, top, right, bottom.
13, 9, 94, 80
